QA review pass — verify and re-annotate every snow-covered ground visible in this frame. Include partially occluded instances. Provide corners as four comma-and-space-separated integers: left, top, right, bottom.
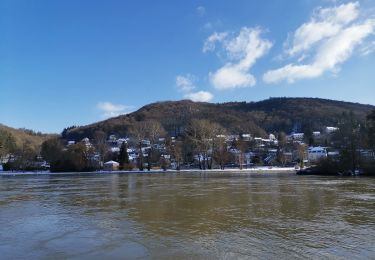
0, 167, 296, 176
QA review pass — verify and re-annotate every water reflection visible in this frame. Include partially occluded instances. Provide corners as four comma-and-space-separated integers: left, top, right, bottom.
0, 173, 374, 259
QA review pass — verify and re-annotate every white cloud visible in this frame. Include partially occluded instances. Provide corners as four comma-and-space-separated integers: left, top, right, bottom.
176, 74, 196, 93
196, 6, 206, 16
184, 91, 213, 102
264, 2, 375, 84
176, 74, 214, 102
209, 65, 256, 89
96, 102, 134, 118
206, 27, 272, 90
202, 32, 228, 53
285, 2, 360, 57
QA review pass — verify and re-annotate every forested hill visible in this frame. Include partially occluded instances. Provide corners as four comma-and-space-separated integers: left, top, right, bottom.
63, 97, 375, 141
0, 124, 56, 152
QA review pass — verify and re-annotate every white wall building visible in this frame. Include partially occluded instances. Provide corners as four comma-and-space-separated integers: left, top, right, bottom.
308, 147, 328, 162
325, 127, 339, 134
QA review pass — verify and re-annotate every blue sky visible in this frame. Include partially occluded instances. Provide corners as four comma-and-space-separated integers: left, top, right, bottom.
1, 0, 375, 133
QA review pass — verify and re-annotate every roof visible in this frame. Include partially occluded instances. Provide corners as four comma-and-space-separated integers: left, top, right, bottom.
104, 160, 119, 165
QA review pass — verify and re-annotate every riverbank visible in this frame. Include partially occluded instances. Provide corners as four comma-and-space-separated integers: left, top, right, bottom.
0, 166, 296, 176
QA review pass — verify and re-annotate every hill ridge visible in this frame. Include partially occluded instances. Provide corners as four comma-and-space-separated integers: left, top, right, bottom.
62, 97, 375, 141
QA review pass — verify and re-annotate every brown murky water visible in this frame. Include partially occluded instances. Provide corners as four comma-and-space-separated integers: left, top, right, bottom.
0, 172, 374, 259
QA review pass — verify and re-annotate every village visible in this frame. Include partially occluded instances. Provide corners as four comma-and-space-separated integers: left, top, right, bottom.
59, 125, 344, 172
2, 116, 374, 175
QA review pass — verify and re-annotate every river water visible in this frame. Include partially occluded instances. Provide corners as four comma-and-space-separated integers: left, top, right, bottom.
0, 172, 374, 259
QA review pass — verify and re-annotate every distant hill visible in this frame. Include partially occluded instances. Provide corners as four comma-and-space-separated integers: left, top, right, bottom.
0, 124, 56, 151
63, 97, 375, 141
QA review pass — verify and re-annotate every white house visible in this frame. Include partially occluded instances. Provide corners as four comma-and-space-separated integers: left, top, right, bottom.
226, 135, 239, 142
103, 160, 119, 171
116, 138, 128, 146
82, 137, 90, 143
325, 127, 339, 134
241, 134, 252, 141
111, 147, 120, 153
312, 131, 321, 137
308, 147, 328, 162
290, 133, 304, 140
81, 137, 93, 148
67, 140, 75, 146
108, 135, 117, 141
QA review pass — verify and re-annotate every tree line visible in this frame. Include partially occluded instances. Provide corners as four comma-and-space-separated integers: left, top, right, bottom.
2, 109, 375, 174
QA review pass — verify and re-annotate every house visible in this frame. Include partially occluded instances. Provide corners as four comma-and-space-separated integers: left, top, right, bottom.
108, 135, 117, 141
67, 141, 75, 146
81, 137, 93, 148
325, 127, 339, 134
226, 135, 239, 142
312, 131, 321, 137
289, 133, 304, 141
253, 137, 263, 146
103, 160, 119, 171
241, 134, 252, 141
308, 147, 327, 162
110, 147, 120, 153
116, 138, 128, 146
142, 139, 151, 146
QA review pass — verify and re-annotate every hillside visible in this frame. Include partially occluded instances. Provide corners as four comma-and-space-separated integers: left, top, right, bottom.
0, 124, 56, 152
63, 97, 375, 141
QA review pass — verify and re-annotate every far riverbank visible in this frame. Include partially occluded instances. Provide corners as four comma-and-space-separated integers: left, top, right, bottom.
0, 167, 296, 176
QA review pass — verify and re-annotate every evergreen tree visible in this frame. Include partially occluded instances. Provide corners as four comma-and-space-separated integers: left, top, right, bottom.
333, 111, 361, 173
118, 142, 129, 170
138, 150, 144, 171
367, 110, 375, 150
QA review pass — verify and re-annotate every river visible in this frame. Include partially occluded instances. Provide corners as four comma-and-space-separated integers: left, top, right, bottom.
0, 172, 374, 259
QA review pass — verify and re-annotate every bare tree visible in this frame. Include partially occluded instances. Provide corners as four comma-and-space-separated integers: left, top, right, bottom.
146, 120, 166, 144
277, 131, 288, 166
129, 121, 148, 171
296, 143, 307, 168
145, 120, 166, 170
93, 130, 108, 165
165, 137, 184, 170
186, 119, 225, 170
213, 135, 230, 170
233, 137, 247, 170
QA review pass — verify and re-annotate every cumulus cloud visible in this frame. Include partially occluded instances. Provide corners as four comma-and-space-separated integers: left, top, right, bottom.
209, 65, 256, 89
202, 32, 228, 53
206, 27, 272, 90
184, 91, 213, 102
175, 74, 214, 102
285, 2, 360, 56
176, 74, 196, 92
264, 2, 375, 83
96, 102, 134, 118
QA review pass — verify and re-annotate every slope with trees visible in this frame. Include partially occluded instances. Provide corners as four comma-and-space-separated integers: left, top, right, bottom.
62, 98, 374, 142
